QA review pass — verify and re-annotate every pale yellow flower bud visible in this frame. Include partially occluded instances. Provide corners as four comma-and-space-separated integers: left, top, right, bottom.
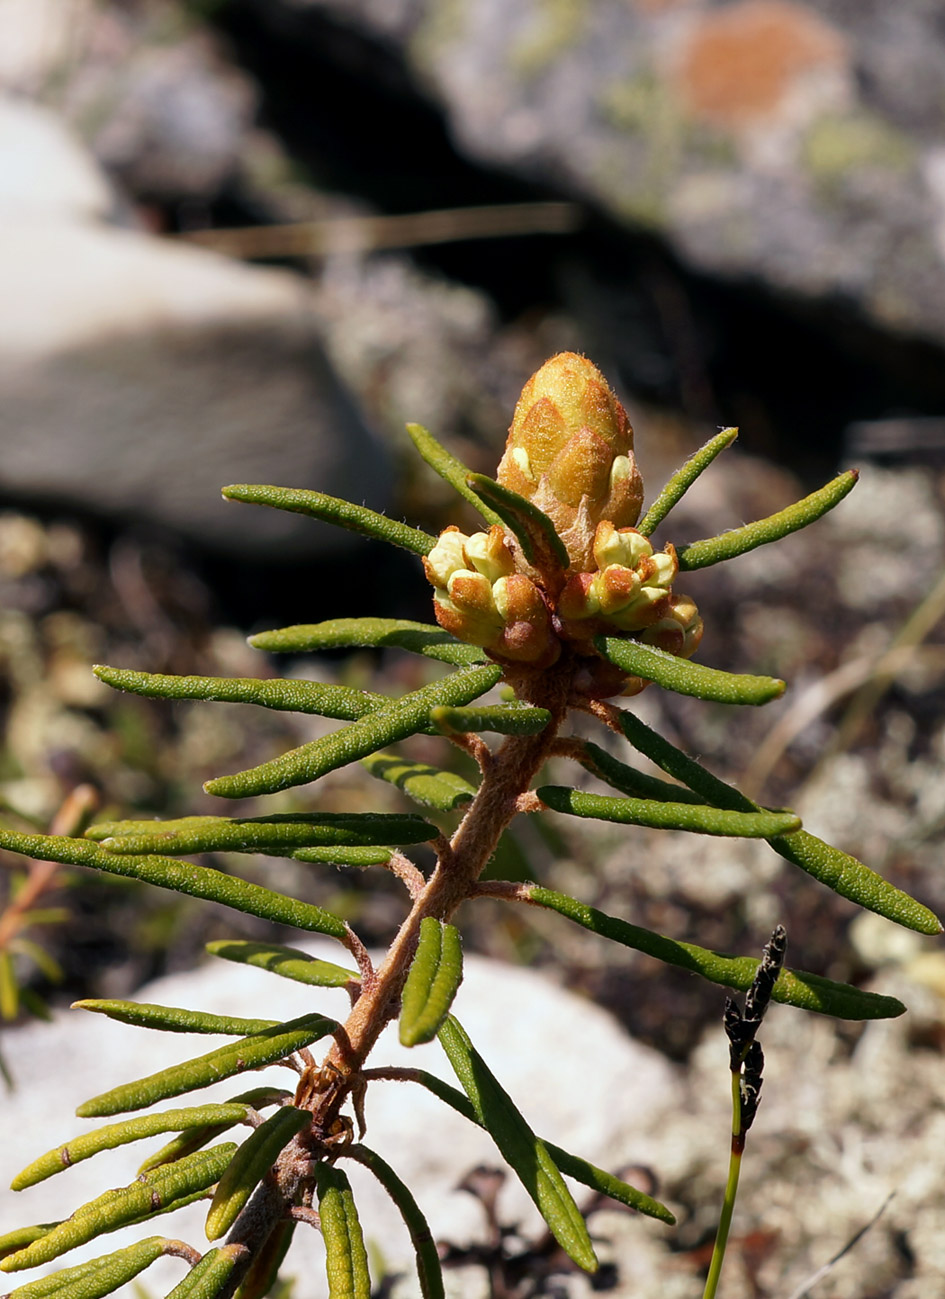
463, 525, 516, 584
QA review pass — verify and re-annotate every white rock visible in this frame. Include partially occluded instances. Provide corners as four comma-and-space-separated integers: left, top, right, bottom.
0, 938, 680, 1297
0, 96, 112, 221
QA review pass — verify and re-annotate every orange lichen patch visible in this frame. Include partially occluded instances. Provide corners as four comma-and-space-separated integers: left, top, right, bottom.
675, 0, 846, 126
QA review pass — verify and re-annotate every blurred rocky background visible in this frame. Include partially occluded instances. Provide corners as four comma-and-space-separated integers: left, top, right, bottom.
1, 1, 945, 1296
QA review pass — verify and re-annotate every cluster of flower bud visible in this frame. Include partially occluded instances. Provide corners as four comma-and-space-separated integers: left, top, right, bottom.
423, 524, 560, 667
423, 351, 703, 695
557, 521, 703, 659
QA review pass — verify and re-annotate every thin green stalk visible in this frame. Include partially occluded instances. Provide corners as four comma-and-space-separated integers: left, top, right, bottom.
702, 1069, 745, 1299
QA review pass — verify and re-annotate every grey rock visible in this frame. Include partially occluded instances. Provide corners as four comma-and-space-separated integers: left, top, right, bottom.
290, 0, 945, 346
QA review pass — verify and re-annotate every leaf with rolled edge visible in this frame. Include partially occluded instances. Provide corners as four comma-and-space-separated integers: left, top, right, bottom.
206, 1106, 310, 1241
204, 663, 503, 799
0, 1225, 60, 1263
400, 919, 464, 1047
430, 704, 552, 736
1, 1237, 167, 1299
93, 665, 390, 720
315, 1162, 372, 1299
405, 423, 502, 527
366, 1070, 673, 1224
465, 472, 570, 572
164, 1245, 244, 1299
537, 786, 800, 838
0, 828, 349, 939
71, 1000, 276, 1036
676, 469, 858, 571
292, 845, 394, 867
221, 484, 436, 556
344, 1145, 443, 1299
577, 740, 707, 805
438, 1016, 597, 1272
637, 428, 738, 537
93, 812, 437, 856
527, 887, 906, 1019
1, 1147, 237, 1272
361, 752, 477, 812
614, 707, 942, 934
76, 1014, 337, 1118
233, 1219, 295, 1299
596, 637, 785, 705
206, 940, 358, 989
249, 617, 487, 668
137, 1088, 290, 1175
12, 1103, 255, 1190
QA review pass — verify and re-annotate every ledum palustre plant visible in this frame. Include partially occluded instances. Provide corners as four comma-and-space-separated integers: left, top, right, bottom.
0, 352, 940, 1299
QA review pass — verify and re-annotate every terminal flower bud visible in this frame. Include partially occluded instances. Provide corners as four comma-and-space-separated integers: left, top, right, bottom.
498, 353, 644, 570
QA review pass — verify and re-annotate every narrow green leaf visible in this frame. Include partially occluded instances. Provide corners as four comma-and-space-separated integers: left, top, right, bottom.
0, 950, 18, 1020
95, 812, 436, 856
368, 1069, 673, 1224
93, 665, 389, 720
430, 704, 551, 736
204, 664, 502, 799
1, 1148, 237, 1272
137, 1089, 290, 1175
405, 423, 501, 526
221, 484, 436, 556
0, 829, 349, 940
438, 1016, 597, 1273
315, 1163, 372, 1299
577, 740, 706, 805
206, 1106, 310, 1241
76, 1014, 337, 1118
0, 1226, 60, 1264
596, 637, 785, 705
615, 708, 943, 934
1, 1237, 166, 1299
71, 1000, 276, 1036
232, 1220, 295, 1299
291, 846, 394, 867
465, 472, 570, 571
361, 752, 477, 812
540, 1144, 675, 1225
164, 1245, 243, 1299
527, 887, 906, 1019
537, 786, 800, 838
344, 1145, 444, 1299
637, 428, 738, 536
12, 1104, 254, 1190
676, 470, 858, 570
249, 617, 487, 667
206, 940, 358, 988
400, 919, 464, 1047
